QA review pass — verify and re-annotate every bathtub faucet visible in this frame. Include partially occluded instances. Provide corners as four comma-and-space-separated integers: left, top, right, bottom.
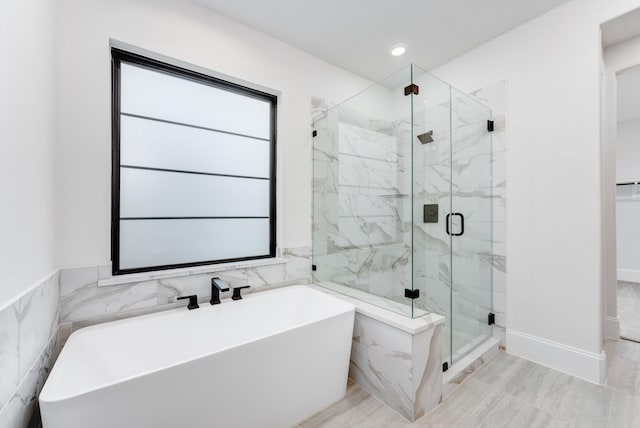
211, 277, 230, 305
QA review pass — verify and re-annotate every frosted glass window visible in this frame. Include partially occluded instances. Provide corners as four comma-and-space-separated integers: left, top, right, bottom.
120, 63, 271, 140
119, 168, 270, 218
120, 115, 270, 178
120, 219, 271, 270
112, 49, 277, 274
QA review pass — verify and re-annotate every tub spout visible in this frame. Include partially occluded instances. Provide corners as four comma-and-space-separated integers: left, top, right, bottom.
211, 277, 230, 305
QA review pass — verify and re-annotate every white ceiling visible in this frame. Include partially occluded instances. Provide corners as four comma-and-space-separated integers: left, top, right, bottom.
618, 66, 640, 123
194, 0, 572, 81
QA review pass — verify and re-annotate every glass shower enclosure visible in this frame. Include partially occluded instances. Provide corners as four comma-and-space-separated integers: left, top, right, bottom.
312, 64, 493, 368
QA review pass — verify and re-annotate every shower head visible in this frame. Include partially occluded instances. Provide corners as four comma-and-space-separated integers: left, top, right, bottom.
417, 130, 434, 144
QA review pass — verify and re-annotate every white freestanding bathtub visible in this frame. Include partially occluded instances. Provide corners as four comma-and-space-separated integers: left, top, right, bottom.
40, 285, 355, 428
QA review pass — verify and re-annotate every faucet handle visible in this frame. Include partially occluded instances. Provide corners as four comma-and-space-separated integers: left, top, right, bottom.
177, 295, 199, 310
232, 286, 250, 301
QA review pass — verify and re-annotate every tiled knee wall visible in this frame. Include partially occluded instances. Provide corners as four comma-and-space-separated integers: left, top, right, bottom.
0, 272, 59, 428
0, 246, 311, 427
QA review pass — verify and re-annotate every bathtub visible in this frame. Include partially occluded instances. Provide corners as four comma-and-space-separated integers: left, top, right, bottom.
40, 285, 355, 428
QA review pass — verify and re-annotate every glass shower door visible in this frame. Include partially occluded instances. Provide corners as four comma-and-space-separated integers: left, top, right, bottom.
410, 65, 454, 365
449, 88, 493, 364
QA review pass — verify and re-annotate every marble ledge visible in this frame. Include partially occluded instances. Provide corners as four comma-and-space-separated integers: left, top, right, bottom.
97, 258, 289, 287
312, 282, 444, 335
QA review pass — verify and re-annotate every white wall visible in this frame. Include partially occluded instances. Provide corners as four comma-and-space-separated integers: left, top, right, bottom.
616, 119, 640, 181
55, 0, 371, 267
432, 0, 640, 383
0, 0, 57, 307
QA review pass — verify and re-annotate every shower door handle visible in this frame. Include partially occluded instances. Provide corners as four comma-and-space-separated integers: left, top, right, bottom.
454, 213, 464, 236
446, 213, 464, 236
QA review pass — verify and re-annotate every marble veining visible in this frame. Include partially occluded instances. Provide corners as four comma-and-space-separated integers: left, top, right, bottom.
312, 81, 506, 362
0, 271, 59, 428
18, 272, 59, 380
0, 302, 20, 408
96, 257, 289, 287
311, 284, 443, 421
58, 246, 312, 335
0, 334, 57, 428
347, 308, 442, 421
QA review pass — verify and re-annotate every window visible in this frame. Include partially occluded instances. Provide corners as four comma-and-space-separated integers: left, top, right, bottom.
111, 49, 276, 275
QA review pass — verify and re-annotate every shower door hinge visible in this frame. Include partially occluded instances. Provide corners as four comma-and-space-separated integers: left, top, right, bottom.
404, 288, 420, 299
312, 264, 317, 271
312, 130, 318, 138
443, 362, 449, 372
404, 84, 419, 96
488, 312, 496, 325
487, 120, 495, 132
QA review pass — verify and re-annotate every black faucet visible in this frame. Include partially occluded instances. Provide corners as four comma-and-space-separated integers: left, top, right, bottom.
177, 295, 199, 310
211, 277, 230, 305
232, 285, 251, 300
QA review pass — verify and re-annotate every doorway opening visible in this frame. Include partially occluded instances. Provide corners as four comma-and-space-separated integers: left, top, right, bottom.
602, 9, 640, 344
615, 66, 640, 342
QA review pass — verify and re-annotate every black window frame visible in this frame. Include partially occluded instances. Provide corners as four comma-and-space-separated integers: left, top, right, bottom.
111, 48, 277, 275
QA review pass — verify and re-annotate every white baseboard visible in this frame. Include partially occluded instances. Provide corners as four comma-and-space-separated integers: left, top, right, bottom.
506, 329, 606, 385
617, 269, 640, 283
606, 316, 620, 340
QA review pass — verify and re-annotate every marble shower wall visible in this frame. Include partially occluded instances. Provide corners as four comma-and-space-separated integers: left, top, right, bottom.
312, 96, 412, 304
57, 246, 312, 347
312, 79, 507, 353
0, 271, 59, 428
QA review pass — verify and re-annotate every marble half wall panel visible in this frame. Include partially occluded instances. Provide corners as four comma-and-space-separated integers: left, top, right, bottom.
0, 271, 60, 428
349, 311, 443, 422
57, 247, 311, 346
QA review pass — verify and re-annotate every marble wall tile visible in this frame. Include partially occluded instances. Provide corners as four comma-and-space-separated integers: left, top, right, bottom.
412, 324, 443, 419
61, 274, 158, 323
0, 302, 20, 409
19, 271, 59, 379
246, 262, 286, 288
58, 247, 311, 328
348, 312, 444, 421
353, 313, 412, 367
0, 271, 59, 428
55, 322, 73, 357
0, 334, 56, 428
282, 247, 312, 283
312, 82, 506, 362
349, 340, 415, 420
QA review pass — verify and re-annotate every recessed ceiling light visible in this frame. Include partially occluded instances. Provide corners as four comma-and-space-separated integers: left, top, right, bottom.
390, 44, 407, 56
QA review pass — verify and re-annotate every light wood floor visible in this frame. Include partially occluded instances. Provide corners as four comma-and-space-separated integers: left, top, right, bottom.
297, 340, 640, 428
